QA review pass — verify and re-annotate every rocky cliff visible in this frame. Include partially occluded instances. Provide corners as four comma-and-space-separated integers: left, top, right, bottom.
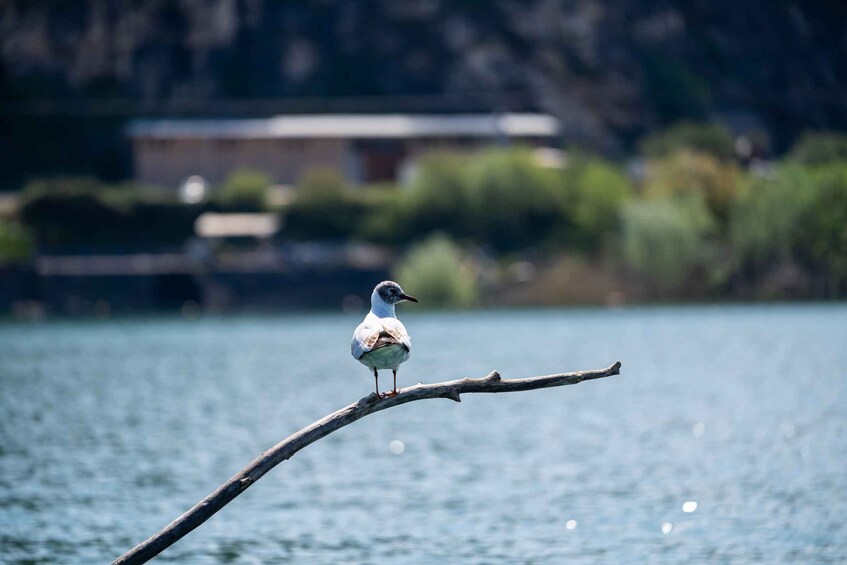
1, 0, 845, 184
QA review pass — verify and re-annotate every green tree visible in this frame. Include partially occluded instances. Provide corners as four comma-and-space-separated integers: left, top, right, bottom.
644, 150, 741, 223
368, 148, 564, 252
800, 163, 847, 292
0, 221, 33, 265
788, 131, 847, 167
464, 148, 561, 252
284, 168, 368, 240
216, 169, 271, 211
640, 122, 736, 161
393, 234, 479, 308
565, 159, 633, 251
620, 195, 716, 294
368, 152, 471, 243
18, 177, 132, 247
296, 169, 346, 205
19, 177, 202, 249
729, 165, 816, 270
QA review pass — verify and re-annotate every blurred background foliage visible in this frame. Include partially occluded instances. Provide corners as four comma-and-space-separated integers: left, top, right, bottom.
215, 169, 272, 211
639, 122, 736, 161
393, 233, 479, 308
621, 195, 716, 295
17, 178, 202, 251
6, 126, 847, 302
562, 157, 634, 252
788, 133, 847, 167
729, 166, 816, 275
642, 151, 740, 224
283, 169, 370, 241
0, 220, 33, 266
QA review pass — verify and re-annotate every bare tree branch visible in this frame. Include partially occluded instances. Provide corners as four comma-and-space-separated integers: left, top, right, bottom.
113, 361, 621, 564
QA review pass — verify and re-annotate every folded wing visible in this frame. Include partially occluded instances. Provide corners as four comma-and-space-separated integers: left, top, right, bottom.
351, 316, 412, 359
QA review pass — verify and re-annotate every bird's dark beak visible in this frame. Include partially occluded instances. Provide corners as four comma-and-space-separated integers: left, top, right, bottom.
401, 294, 418, 303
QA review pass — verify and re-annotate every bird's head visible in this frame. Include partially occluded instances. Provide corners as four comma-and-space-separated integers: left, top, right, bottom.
374, 281, 418, 306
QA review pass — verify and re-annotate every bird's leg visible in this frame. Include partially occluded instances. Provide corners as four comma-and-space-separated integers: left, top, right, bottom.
373, 368, 380, 397
382, 369, 399, 397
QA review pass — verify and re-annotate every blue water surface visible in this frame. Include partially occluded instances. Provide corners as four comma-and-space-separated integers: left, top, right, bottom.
1, 304, 845, 563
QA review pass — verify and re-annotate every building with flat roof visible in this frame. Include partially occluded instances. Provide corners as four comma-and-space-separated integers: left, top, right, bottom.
127, 113, 561, 187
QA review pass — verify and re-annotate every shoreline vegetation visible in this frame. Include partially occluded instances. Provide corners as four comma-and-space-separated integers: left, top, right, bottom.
2, 123, 846, 315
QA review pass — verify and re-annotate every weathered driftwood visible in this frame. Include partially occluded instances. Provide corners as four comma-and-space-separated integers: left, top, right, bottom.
113, 361, 621, 564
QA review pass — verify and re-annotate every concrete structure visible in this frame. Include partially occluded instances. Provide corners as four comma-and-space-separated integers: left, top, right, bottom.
127, 113, 561, 187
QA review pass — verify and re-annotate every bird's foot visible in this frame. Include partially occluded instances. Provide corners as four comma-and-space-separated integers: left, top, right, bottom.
382, 389, 399, 398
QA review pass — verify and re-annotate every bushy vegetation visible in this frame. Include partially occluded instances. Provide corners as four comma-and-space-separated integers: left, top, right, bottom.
462, 149, 561, 252
364, 153, 472, 243
366, 148, 561, 252
642, 150, 740, 223
788, 131, 847, 167
562, 157, 633, 251
393, 234, 479, 308
11, 122, 847, 301
215, 169, 271, 211
621, 196, 716, 294
283, 169, 370, 240
0, 221, 33, 265
640, 122, 736, 161
729, 166, 816, 272
18, 177, 203, 250
801, 163, 847, 292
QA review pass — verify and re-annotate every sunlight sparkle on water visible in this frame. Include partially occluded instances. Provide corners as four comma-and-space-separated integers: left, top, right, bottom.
682, 501, 698, 513
565, 520, 577, 530
781, 423, 796, 439
692, 422, 705, 437
661, 522, 674, 534
389, 440, 405, 454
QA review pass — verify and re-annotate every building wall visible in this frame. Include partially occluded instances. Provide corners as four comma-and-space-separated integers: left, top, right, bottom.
133, 134, 557, 188
133, 137, 349, 188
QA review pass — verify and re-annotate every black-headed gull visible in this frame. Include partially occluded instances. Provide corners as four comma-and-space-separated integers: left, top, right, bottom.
351, 281, 418, 397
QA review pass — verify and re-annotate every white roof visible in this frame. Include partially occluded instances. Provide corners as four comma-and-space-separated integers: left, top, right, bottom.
127, 113, 560, 140
194, 213, 280, 238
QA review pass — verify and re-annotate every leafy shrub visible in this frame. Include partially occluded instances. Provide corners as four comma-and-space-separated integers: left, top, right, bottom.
563, 158, 633, 251
0, 221, 33, 265
463, 148, 561, 252
393, 234, 479, 308
365, 148, 564, 252
788, 131, 847, 167
800, 163, 847, 290
215, 169, 271, 211
295, 169, 346, 205
640, 122, 736, 161
372, 152, 472, 242
18, 177, 201, 249
729, 165, 816, 269
283, 169, 369, 240
643, 150, 740, 223
620, 195, 716, 294
18, 178, 133, 247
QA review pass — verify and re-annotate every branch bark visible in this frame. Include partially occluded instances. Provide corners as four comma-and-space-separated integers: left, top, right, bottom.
113, 361, 621, 564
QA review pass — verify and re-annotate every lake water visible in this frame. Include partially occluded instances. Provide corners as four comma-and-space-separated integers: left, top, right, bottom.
1, 304, 846, 563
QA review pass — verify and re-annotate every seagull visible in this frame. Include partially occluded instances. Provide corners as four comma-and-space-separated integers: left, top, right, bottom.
351, 281, 418, 397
